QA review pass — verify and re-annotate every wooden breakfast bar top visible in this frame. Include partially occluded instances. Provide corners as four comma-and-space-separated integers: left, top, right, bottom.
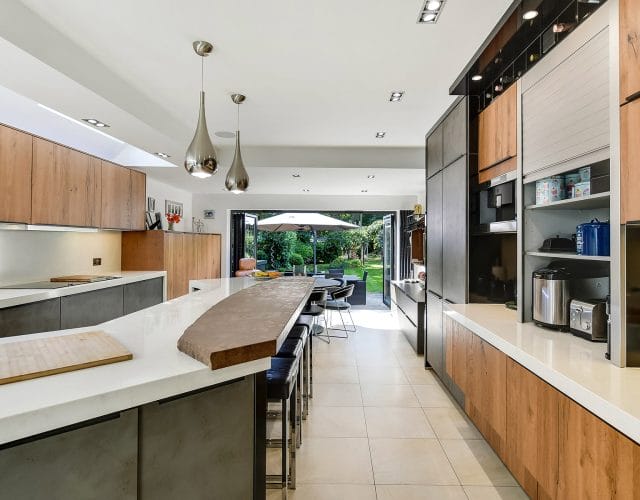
178, 277, 314, 369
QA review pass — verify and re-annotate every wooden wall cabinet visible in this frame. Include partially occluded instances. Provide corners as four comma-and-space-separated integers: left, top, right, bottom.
478, 84, 517, 182
0, 124, 32, 223
620, 0, 640, 105
31, 138, 101, 227
621, 97, 640, 223
130, 170, 146, 231
101, 161, 132, 230
506, 359, 560, 500
121, 231, 221, 300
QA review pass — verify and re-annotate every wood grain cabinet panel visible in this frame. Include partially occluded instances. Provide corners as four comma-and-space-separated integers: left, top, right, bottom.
465, 334, 507, 459
0, 124, 32, 223
620, 0, 640, 105
32, 139, 101, 227
444, 315, 470, 393
506, 358, 560, 500
621, 99, 640, 223
558, 397, 640, 500
478, 84, 517, 175
101, 161, 131, 230
130, 170, 146, 231
122, 232, 222, 300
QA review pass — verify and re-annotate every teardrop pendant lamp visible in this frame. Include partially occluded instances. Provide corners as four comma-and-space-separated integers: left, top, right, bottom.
225, 94, 250, 193
184, 40, 218, 179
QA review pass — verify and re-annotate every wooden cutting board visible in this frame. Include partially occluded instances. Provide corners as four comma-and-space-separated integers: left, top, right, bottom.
50, 275, 104, 282
0, 331, 132, 385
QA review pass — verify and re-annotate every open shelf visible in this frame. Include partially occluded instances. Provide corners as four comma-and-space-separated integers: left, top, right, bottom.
526, 251, 610, 262
525, 192, 610, 211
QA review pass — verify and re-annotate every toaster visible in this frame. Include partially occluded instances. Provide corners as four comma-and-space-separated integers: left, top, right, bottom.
569, 299, 607, 342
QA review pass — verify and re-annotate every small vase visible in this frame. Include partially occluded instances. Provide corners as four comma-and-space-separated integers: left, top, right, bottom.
168, 222, 175, 231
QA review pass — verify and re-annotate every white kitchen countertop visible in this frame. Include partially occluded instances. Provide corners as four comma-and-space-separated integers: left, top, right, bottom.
445, 304, 640, 444
0, 277, 268, 445
0, 271, 167, 308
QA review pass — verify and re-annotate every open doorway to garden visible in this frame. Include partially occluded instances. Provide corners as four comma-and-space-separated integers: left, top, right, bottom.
230, 211, 394, 307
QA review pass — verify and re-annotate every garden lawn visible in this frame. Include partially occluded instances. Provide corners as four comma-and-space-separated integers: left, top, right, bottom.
345, 257, 383, 293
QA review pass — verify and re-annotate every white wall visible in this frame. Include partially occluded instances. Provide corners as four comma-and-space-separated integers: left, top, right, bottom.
146, 177, 193, 232
192, 193, 419, 277
0, 230, 121, 285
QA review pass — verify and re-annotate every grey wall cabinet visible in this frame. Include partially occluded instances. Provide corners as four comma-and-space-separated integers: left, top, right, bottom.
0, 298, 60, 337
427, 123, 444, 178
427, 171, 443, 296
139, 377, 255, 500
442, 156, 468, 305
443, 99, 467, 168
124, 277, 164, 315
61, 286, 124, 329
0, 410, 138, 500
426, 291, 443, 374
522, 27, 610, 180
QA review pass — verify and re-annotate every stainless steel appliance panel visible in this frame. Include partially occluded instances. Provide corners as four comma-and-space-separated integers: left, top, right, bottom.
443, 156, 468, 304
533, 277, 570, 328
427, 172, 443, 296
570, 299, 607, 341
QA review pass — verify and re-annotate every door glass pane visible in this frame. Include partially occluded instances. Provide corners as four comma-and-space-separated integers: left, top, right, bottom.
244, 214, 257, 259
383, 214, 394, 307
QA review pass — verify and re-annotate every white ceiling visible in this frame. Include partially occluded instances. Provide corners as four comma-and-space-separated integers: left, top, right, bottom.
0, 0, 512, 195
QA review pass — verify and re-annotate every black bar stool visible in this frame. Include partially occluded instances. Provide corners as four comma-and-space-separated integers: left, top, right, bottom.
295, 315, 315, 399
266, 357, 299, 497
275, 336, 305, 445
303, 289, 329, 343
284, 325, 310, 419
324, 284, 357, 337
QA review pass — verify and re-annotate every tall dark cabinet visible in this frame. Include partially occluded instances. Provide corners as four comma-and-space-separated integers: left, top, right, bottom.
425, 96, 471, 405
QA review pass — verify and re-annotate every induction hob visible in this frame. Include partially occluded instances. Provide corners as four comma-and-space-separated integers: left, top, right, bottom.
0, 276, 121, 289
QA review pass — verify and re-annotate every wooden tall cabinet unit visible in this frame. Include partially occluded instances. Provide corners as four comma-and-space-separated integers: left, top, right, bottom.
0, 124, 32, 223
621, 99, 640, 223
31, 138, 101, 227
121, 231, 222, 300
620, 0, 640, 105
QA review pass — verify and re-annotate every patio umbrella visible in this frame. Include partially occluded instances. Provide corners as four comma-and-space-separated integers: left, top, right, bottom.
257, 212, 359, 273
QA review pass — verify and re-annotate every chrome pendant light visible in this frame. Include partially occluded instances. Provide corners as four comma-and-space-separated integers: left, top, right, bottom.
225, 94, 250, 193
184, 40, 218, 179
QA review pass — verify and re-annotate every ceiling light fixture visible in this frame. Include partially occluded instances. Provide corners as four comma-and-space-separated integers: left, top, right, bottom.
292, 173, 301, 178
82, 118, 110, 128
417, 0, 446, 23
361, 189, 368, 193
523, 10, 539, 20
302, 188, 311, 192
390, 91, 405, 102
471, 74, 483, 81
184, 40, 218, 179
154, 152, 171, 159
225, 94, 250, 194
376, 132, 386, 139
367, 174, 376, 179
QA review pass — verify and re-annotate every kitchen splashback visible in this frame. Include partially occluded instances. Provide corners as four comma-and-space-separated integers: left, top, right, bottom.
0, 230, 121, 286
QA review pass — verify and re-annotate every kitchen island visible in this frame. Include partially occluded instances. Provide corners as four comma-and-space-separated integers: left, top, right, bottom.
0, 277, 314, 500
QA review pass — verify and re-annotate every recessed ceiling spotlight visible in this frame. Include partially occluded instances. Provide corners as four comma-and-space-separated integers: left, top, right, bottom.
523, 10, 539, 20
82, 118, 110, 128
292, 173, 301, 178
417, 0, 445, 23
367, 174, 376, 179
376, 132, 386, 139
471, 74, 483, 81
426, 0, 441, 10
361, 189, 368, 193
154, 152, 171, 159
390, 91, 405, 102
302, 188, 311, 192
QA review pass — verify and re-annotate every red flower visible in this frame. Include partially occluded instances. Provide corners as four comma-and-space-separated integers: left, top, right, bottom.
166, 213, 182, 224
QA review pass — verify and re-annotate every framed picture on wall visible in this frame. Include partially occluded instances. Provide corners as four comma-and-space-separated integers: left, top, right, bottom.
165, 200, 183, 217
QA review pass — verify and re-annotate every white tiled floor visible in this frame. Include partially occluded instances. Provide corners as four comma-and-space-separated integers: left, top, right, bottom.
267, 308, 527, 500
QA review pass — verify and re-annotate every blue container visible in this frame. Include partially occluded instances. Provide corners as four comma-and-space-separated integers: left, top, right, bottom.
579, 219, 610, 256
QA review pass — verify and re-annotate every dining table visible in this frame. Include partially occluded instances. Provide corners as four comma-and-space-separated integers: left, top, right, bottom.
313, 277, 342, 289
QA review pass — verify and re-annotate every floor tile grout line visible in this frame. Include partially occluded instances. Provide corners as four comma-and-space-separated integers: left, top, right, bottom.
354, 362, 379, 496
